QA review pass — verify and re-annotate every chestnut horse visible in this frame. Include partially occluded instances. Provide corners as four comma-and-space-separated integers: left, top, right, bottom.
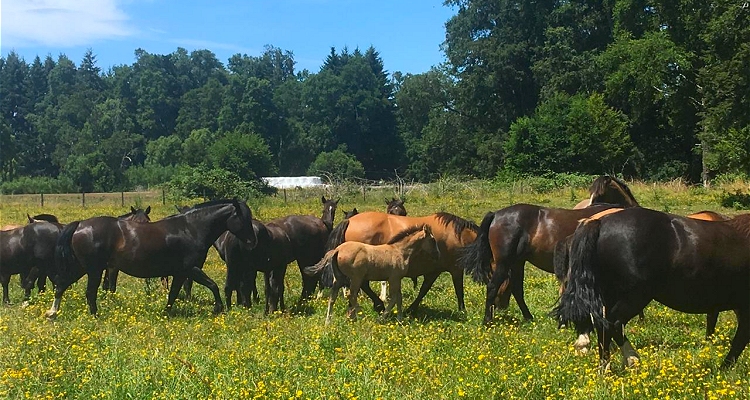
323, 211, 478, 314
306, 225, 441, 323
554, 207, 750, 369
46, 199, 256, 318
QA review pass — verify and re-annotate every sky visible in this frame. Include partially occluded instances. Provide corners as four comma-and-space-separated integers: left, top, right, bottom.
1, 0, 456, 75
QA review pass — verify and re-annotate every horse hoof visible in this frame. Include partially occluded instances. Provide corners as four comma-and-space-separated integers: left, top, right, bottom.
213, 305, 224, 314
44, 310, 57, 320
625, 356, 639, 368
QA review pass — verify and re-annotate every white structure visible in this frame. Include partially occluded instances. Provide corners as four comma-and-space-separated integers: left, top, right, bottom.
262, 176, 326, 189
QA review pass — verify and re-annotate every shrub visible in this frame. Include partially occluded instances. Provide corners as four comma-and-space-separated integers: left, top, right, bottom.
0, 176, 77, 194
166, 166, 272, 200
307, 146, 365, 182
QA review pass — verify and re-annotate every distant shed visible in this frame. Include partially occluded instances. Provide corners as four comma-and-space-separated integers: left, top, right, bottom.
262, 176, 327, 189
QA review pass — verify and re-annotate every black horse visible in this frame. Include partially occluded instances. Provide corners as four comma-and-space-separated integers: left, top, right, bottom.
220, 196, 338, 312
45, 199, 256, 318
0, 219, 63, 304
101, 206, 153, 292
459, 175, 640, 324
554, 207, 750, 369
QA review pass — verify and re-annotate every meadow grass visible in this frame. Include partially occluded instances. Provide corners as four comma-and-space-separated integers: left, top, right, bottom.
0, 180, 749, 399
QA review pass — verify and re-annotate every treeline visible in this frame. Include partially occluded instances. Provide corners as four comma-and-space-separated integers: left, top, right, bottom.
1, 0, 748, 195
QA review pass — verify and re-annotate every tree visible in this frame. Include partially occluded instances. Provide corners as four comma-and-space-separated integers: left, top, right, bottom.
307, 145, 365, 181
208, 130, 277, 181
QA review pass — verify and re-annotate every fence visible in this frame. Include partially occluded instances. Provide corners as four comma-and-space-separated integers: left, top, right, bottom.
0, 190, 166, 208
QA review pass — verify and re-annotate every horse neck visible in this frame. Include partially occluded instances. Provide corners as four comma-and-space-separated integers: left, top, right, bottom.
185, 204, 237, 244
394, 235, 427, 261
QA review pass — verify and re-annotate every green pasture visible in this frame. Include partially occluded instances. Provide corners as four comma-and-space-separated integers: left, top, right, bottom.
0, 179, 748, 399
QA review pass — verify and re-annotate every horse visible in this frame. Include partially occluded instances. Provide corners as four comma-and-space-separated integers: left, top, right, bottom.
306, 225, 441, 323
573, 175, 639, 209
0, 219, 64, 304
323, 211, 479, 314
45, 199, 257, 318
342, 208, 359, 219
386, 198, 407, 216
0, 213, 60, 231
101, 206, 153, 292
554, 207, 750, 370
220, 196, 338, 312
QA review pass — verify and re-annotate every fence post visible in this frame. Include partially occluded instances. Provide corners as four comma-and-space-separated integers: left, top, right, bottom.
82, 192, 86, 208
162, 188, 166, 205
362, 185, 366, 202
283, 189, 287, 203
121, 191, 125, 207
40, 193, 44, 208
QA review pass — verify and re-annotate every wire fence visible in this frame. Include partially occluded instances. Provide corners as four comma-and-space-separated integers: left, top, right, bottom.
0, 190, 167, 208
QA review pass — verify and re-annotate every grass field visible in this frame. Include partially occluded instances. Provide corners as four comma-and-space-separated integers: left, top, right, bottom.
0, 179, 748, 399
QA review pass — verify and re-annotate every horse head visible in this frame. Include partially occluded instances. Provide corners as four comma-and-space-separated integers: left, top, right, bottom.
321, 196, 339, 229
121, 206, 151, 223
225, 200, 258, 249
386, 197, 407, 216
343, 208, 359, 219
589, 175, 639, 208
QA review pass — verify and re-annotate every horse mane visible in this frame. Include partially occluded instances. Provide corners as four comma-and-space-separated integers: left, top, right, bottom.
589, 175, 639, 207
726, 214, 750, 238
434, 212, 479, 237
191, 199, 239, 209
387, 224, 429, 245
31, 213, 59, 223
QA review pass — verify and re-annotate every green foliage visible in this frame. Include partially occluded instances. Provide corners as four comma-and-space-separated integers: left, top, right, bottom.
207, 130, 277, 181
307, 146, 365, 181
720, 190, 750, 210
503, 93, 633, 175
166, 165, 269, 200
0, 175, 76, 194
494, 171, 595, 193
123, 164, 179, 190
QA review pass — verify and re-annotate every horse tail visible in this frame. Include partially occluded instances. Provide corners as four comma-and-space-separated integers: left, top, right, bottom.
553, 236, 572, 284
305, 249, 337, 284
553, 219, 608, 333
325, 219, 349, 252
458, 211, 495, 284
329, 250, 349, 287
55, 221, 80, 283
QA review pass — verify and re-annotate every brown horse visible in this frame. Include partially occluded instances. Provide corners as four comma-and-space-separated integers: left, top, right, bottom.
554, 208, 750, 369
324, 211, 478, 314
306, 225, 440, 323
46, 199, 256, 318
573, 175, 640, 209
101, 206, 153, 292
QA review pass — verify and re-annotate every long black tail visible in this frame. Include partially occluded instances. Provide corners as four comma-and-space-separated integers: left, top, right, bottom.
553, 235, 572, 284
55, 221, 80, 283
457, 211, 495, 283
304, 249, 338, 288
553, 219, 608, 332
325, 219, 349, 252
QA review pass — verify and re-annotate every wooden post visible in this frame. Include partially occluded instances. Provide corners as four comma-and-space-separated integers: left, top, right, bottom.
362, 186, 366, 202
283, 189, 287, 203
40, 193, 44, 208
82, 192, 86, 208
162, 188, 166, 205
121, 191, 125, 207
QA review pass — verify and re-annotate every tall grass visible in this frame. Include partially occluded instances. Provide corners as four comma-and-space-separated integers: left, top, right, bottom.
0, 179, 748, 399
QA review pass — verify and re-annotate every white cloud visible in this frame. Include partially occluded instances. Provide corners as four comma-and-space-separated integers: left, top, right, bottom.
2, 0, 136, 47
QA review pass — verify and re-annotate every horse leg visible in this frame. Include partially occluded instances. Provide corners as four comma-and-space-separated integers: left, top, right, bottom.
326, 282, 341, 325
186, 267, 223, 314
1, 274, 11, 304
108, 268, 119, 293
85, 268, 104, 315
380, 281, 388, 302
183, 278, 194, 300
299, 263, 319, 300
483, 264, 510, 325
347, 279, 363, 321
165, 275, 187, 313
405, 272, 439, 314
19, 270, 33, 303
388, 278, 403, 321
596, 326, 614, 372
610, 322, 640, 368
360, 281, 385, 313
509, 263, 534, 321
721, 308, 750, 369
452, 269, 466, 312
706, 311, 719, 338
44, 269, 86, 319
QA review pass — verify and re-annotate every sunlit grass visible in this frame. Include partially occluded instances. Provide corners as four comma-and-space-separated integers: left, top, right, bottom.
0, 180, 748, 399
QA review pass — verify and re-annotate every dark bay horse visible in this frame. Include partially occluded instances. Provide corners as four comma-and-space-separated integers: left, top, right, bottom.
323, 211, 479, 313
554, 207, 750, 369
220, 196, 338, 312
573, 175, 639, 209
386, 198, 407, 216
101, 206, 152, 292
0, 220, 63, 304
460, 175, 640, 325
306, 225, 441, 323
45, 199, 256, 318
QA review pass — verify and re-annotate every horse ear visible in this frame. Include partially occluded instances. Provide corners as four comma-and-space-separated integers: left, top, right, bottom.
321, 196, 327, 204
352, 207, 358, 213
131, 206, 137, 213
384, 198, 389, 205
27, 214, 34, 223
335, 198, 340, 204
145, 206, 151, 215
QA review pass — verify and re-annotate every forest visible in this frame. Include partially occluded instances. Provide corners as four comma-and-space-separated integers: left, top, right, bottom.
0, 0, 748, 196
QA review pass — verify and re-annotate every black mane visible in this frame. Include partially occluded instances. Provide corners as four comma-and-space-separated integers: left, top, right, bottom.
435, 212, 479, 237
387, 224, 428, 245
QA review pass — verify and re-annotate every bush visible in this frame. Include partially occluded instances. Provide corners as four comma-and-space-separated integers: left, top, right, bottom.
493, 172, 594, 193
720, 190, 750, 210
0, 176, 77, 194
166, 166, 272, 200
307, 146, 365, 182
123, 164, 180, 190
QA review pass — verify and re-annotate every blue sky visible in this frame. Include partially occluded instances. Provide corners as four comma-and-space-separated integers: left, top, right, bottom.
1, 0, 456, 75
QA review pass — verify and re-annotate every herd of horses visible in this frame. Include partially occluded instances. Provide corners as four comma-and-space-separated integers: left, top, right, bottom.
0, 177, 748, 372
